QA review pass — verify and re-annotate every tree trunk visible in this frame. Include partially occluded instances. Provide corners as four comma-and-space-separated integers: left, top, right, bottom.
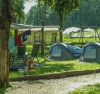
41, 20, 45, 55
14, 16, 21, 36
38, 0, 46, 56
0, 29, 10, 88
0, 0, 14, 88
59, 13, 64, 42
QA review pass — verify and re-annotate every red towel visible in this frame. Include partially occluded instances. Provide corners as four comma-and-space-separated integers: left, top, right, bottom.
14, 34, 22, 46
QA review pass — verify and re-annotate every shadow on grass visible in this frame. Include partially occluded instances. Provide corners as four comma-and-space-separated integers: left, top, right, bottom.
34, 62, 75, 75
9, 62, 75, 78
26, 80, 45, 85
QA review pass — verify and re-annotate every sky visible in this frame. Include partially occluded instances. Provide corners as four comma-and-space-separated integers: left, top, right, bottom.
24, 1, 36, 13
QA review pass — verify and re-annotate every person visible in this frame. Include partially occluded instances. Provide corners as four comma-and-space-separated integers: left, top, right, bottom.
69, 32, 72, 38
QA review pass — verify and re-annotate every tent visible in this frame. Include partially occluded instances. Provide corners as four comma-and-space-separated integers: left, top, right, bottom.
46, 42, 82, 60
79, 42, 100, 63
84, 28, 95, 32
63, 27, 81, 34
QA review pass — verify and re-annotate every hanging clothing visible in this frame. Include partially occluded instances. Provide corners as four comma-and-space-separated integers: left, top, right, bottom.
22, 30, 31, 42
26, 30, 31, 35
22, 31, 27, 42
14, 34, 22, 46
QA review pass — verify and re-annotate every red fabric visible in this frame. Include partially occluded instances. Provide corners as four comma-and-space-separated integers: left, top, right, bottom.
14, 34, 22, 46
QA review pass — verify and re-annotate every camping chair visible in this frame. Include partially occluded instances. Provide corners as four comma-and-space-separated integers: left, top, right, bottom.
17, 45, 26, 58
15, 45, 26, 63
31, 45, 40, 63
9, 45, 26, 71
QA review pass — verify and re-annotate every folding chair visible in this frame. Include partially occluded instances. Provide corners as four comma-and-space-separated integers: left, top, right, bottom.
14, 45, 26, 65
9, 45, 27, 72
31, 45, 40, 63
17, 45, 26, 58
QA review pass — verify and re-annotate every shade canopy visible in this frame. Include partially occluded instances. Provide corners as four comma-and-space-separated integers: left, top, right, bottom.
84, 28, 95, 32
63, 27, 81, 34
10, 23, 38, 29
10, 23, 60, 32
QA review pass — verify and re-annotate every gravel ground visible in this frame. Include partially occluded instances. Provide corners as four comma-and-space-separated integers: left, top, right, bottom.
5, 73, 100, 94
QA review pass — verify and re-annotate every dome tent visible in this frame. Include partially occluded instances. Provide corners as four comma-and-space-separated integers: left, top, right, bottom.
79, 42, 100, 63
46, 42, 82, 61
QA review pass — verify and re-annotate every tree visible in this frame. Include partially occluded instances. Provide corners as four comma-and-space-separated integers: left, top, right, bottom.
0, 0, 35, 88
25, 5, 59, 26
26, 6, 36, 25
11, 0, 33, 35
11, 0, 25, 23
48, 0, 81, 42
65, 0, 100, 28
37, 0, 47, 56
11, 0, 25, 35
0, 0, 14, 88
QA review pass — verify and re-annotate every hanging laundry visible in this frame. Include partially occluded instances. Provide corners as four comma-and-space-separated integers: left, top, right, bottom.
22, 31, 27, 42
22, 30, 31, 42
26, 29, 31, 35
14, 34, 22, 46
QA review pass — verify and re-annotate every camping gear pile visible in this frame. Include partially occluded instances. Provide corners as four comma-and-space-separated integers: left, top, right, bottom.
9, 30, 32, 72
67, 45, 82, 57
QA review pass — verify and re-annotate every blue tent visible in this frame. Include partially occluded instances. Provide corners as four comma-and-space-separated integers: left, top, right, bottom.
79, 42, 100, 63
46, 42, 82, 60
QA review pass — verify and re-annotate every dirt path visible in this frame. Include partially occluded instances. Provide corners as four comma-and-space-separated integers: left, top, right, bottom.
5, 73, 100, 94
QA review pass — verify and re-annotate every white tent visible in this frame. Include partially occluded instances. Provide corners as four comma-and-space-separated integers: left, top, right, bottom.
63, 27, 81, 34
84, 28, 95, 32
83, 28, 95, 37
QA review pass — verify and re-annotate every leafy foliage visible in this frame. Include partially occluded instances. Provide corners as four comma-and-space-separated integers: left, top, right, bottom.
24, 0, 100, 30
10, 0, 34, 23
50, 0, 80, 15
66, 0, 100, 27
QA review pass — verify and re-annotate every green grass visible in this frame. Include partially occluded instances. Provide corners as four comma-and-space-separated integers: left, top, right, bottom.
33, 60, 100, 75
69, 83, 100, 94
9, 59, 100, 78
26, 45, 32, 52
63, 29, 100, 44
9, 36, 100, 78
63, 36, 100, 43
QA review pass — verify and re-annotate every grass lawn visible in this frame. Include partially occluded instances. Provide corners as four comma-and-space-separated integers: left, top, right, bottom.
63, 36, 100, 44
9, 59, 100, 78
69, 83, 100, 94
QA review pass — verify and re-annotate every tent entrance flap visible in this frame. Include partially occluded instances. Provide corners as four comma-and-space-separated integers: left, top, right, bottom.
79, 42, 100, 63
83, 46, 96, 59
51, 46, 62, 57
